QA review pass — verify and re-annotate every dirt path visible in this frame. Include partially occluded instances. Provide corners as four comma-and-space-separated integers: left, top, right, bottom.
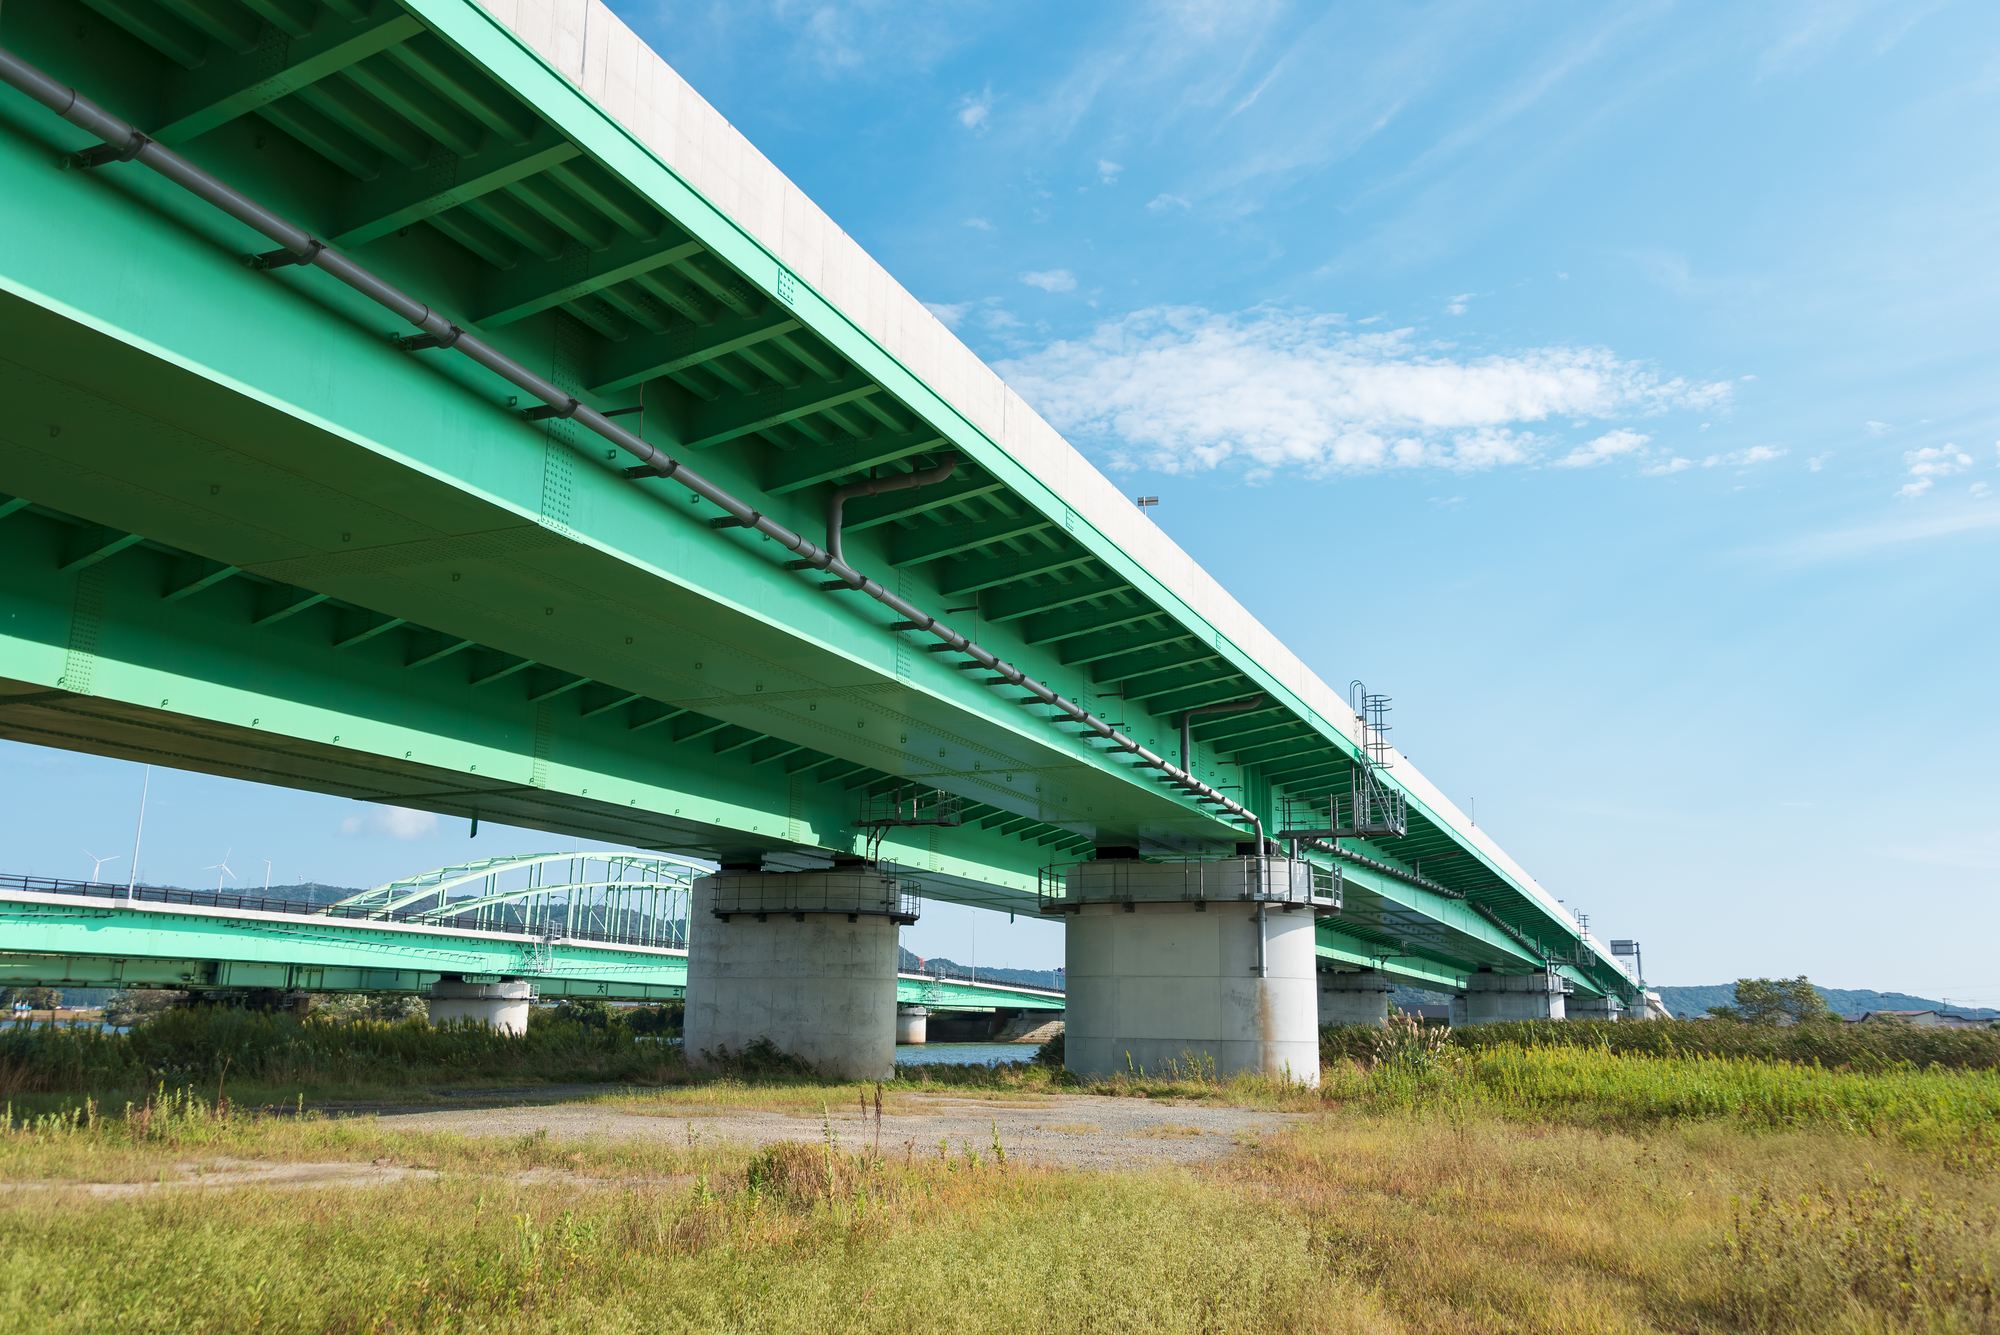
376, 1093, 1306, 1169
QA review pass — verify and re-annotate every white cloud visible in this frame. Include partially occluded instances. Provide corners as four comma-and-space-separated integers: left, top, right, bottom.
1703, 445, 1786, 468
995, 306, 1731, 478
1642, 457, 1693, 476
1021, 269, 1077, 293
339, 806, 437, 839
1807, 453, 1830, 471
962, 217, 994, 232
1557, 428, 1651, 468
956, 86, 995, 130
1972, 482, 1992, 499
1896, 444, 1975, 499
1865, 420, 1891, 434
1146, 193, 1190, 213
1444, 292, 1476, 316
923, 301, 972, 328
1097, 159, 1123, 184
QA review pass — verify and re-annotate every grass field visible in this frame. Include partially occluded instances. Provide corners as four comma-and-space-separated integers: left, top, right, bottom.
1, 1013, 1995, 1332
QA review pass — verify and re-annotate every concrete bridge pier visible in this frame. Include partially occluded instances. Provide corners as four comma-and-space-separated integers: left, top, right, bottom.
1455, 969, 1569, 1024
896, 1006, 929, 1045
684, 862, 914, 1080
1566, 993, 1625, 1021
1318, 969, 1395, 1026
429, 977, 532, 1035
1053, 853, 1324, 1086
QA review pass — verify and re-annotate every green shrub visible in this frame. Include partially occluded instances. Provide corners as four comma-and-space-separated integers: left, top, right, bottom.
0, 1002, 665, 1098
1321, 1017, 2000, 1074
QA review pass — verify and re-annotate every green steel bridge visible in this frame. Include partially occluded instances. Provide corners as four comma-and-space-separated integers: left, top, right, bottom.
0, 0, 1643, 1011
0, 853, 1069, 1011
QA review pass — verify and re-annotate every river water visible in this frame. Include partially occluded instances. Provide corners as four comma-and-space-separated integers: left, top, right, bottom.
894, 1041, 1040, 1067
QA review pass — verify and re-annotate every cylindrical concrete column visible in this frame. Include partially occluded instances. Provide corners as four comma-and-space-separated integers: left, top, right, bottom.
896, 1005, 928, 1045
1318, 969, 1394, 1026
1458, 969, 1569, 1023
684, 867, 912, 1080
1049, 857, 1328, 1086
429, 978, 532, 1035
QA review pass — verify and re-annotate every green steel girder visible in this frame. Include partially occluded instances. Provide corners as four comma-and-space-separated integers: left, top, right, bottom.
840, 474, 1007, 534
334, 123, 581, 249
983, 573, 1135, 625
152, 5, 426, 146
479, 229, 704, 329
890, 513, 1055, 566
590, 309, 801, 396
764, 433, 948, 495
896, 975, 1065, 1012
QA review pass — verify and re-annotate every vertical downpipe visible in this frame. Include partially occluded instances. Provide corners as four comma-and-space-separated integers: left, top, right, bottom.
1253, 894, 1274, 1074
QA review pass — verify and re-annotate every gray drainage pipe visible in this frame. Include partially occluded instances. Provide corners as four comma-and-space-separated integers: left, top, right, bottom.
826, 453, 958, 568
1180, 693, 1264, 774
0, 47, 1269, 851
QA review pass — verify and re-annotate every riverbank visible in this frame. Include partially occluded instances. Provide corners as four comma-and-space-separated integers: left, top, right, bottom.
2, 1078, 1994, 1332
2, 1029, 1996, 1332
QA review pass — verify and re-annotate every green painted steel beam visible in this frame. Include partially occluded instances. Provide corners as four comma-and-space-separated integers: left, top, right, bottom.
589, 309, 799, 395
153, 5, 426, 145
333, 124, 580, 248
478, 228, 703, 329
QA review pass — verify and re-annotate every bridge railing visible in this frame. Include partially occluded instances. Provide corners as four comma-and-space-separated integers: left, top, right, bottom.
901, 964, 1065, 996
0, 873, 681, 952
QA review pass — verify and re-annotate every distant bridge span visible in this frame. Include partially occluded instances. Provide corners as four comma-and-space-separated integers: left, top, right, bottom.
0, 857, 1068, 1011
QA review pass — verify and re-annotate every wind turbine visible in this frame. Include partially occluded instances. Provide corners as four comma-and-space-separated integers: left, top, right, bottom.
261, 859, 273, 892
84, 850, 120, 885
204, 848, 237, 892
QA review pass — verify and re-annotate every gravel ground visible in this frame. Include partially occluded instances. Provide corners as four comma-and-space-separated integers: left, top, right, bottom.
376, 1094, 1307, 1170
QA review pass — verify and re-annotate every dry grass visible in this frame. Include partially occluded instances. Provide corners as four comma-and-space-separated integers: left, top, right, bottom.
4, 1044, 1998, 1332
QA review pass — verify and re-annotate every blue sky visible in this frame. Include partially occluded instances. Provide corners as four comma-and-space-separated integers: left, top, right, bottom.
5, 1, 1996, 998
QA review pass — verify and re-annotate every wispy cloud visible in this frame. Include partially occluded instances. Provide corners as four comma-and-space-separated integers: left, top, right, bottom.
1774, 502, 2000, 564
923, 300, 973, 328
956, 85, 996, 130
1558, 428, 1650, 468
1021, 269, 1077, 293
962, 216, 995, 231
1097, 159, 1123, 184
1146, 193, 1191, 213
1706, 445, 1786, 468
996, 305, 1730, 478
339, 805, 437, 839
1896, 444, 1974, 499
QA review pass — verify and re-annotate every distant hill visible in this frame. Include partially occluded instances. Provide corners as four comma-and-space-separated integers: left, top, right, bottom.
1656, 984, 1997, 1022
897, 948, 1062, 991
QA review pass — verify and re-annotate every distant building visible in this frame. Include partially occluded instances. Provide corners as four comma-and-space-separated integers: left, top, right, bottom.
1845, 1009, 1993, 1030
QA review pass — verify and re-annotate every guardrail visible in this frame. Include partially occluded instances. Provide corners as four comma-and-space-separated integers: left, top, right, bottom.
0, 873, 677, 951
